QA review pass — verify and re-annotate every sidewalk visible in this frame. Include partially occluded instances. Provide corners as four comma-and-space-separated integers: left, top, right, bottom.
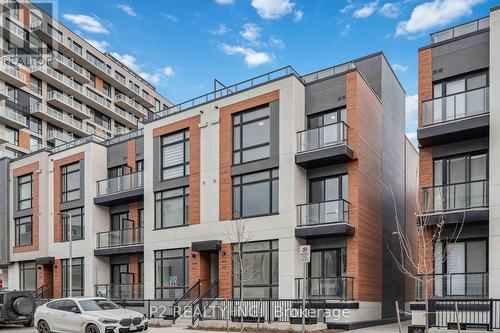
348, 321, 410, 332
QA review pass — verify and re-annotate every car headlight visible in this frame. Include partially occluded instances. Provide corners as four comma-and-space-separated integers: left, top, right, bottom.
98, 318, 119, 324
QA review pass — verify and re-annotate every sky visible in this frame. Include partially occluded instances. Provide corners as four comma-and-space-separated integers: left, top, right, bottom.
39, 0, 496, 145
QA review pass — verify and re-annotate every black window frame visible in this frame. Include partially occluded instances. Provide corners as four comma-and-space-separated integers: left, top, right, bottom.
233, 169, 279, 219
61, 207, 85, 242
17, 173, 33, 211
15, 216, 32, 247
154, 248, 189, 299
433, 151, 489, 186
433, 71, 489, 98
62, 257, 84, 297
307, 108, 346, 129
19, 261, 37, 291
154, 187, 189, 229
5, 125, 19, 146
61, 161, 81, 203
160, 129, 190, 181
308, 174, 348, 203
28, 116, 42, 134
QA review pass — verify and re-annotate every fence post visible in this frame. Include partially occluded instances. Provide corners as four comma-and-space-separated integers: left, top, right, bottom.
490, 299, 494, 332
147, 300, 150, 319
268, 299, 272, 323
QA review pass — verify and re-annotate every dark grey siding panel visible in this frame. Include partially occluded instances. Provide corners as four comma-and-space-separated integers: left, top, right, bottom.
136, 137, 144, 160
60, 160, 85, 211
432, 31, 489, 81
107, 142, 128, 168
0, 158, 10, 267
432, 137, 488, 158
354, 54, 382, 98
305, 75, 346, 116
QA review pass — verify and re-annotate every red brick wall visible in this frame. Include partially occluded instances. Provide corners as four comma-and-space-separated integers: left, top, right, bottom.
418, 48, 433, 128
37, 265, 54, 298
218, 90, 280, 221
53, 152, 85, 243
127, 140, 136, 172
153, 116, 200, 225
129, 254, 139, 284
18, 130, 31, 150
218, 243, 233, 299
13, 162, 40, 253
53, 259, 63, 298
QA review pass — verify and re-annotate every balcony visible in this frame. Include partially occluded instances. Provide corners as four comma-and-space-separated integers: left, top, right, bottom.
30, 65, 84, 96
295, 122, 353, 169
115, 93, 147, 117
30, 104, 87, 136
94, 171, 144, 206
2, 18, 26, 46
418, 87, 489, 147
0, 62, 27, 87
95, 227, 143, 256
46, 129, 74, 144
48, 52, 91, 84
416, 273, 488, 299
85, 53, 112, 77
30, 21, 63, 46
0, 106, 27, 128
420, 180, 489, 225
83, 88, 138, 128
95, 284, 144, 300
295, 199, 354, 238
0, 40, 9, 57
0, 87, 9, 100
47, 91, 90, 119
295, 277, 355, 300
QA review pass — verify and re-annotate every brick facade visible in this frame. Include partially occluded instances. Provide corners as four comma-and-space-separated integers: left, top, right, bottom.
53, 259, 63, 298
218, 243, 233, 299
418, 48, 433, 128
18, 130, 31, 150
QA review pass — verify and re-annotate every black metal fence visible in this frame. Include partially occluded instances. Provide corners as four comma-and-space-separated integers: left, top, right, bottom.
428, 299, 500, 330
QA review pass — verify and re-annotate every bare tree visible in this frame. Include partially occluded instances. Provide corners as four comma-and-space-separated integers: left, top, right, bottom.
388, 179, 466, 332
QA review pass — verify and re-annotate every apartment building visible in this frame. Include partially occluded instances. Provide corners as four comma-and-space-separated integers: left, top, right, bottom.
0, 52, 416, 327
0, 0, 171, 160
416, 6, 500, 300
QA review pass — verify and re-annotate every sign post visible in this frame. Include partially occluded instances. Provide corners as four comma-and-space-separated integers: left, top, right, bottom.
299, 245, 311, 333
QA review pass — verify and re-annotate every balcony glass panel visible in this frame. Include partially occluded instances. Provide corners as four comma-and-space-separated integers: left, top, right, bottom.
416, 273, 488, 299
295, 277, 354, 299
297, 199, 349, 226
297, 122, 348, 153
96, 227, 143, 249
422, 180, 488, 213
96, 171, 143, 196
95, 284, 143, 300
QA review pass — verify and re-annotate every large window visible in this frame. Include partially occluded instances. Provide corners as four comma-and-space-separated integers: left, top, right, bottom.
5, 126, 19, 146
161, 130, 189, 180
309, 174, 348, 203
62, 207, 84, 241
233, 240, 279, 299
155, 249, 189, 299
61, 162, 80, 202
15, 216, 32, 247
19, 261, 36, 291
111, 211, 130, 231
17, 173, 33, 210
108, 165, 131, 178
155, 187, 189, 229
62, 257, 84, 297
308, 108, 346, 129
233, 106, 270, 165
233, 169, 278, 218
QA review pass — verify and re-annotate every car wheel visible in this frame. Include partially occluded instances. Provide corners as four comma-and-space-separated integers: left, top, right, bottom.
86, 323, 100, 333
37, 320, 51, 333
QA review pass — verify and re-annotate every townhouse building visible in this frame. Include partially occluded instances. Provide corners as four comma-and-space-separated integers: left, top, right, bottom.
416, 6, 500, 300
0, 0, 170, 160
0, 52, 417, 328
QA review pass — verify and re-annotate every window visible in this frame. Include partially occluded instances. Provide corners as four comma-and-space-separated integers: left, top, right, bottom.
307, 248, 347, 298
116, 72, 125, 84
61, 162, 80, 202
7, 85, 19, 104
111, 264, 131, 284
233, 106, 270, 165
17, 173, 32, 210
155, 98, 161, 111
28, 116, 42, 134
5, 147, 24, 159
111, 211, 130, 231
90, 109, 111, 130
233, 240, 279, 299
136, 160, 144, 172
309, 174, 348, 203
15, 216, 32, 247
107, 165, 131, 178
19, 261, 36, 291
161, 130, 189, 180
30, 12, 42, 28
155, 248, 189, 299
139, 208, 144, 227
155, 187, 189, 229
62, 257, 84, 297
308, 109, 346, 129
7, 1, 19, 20
30, 76, 42, 95
103, 81, 111, 97
62, 207, 84, 241
433, 72, 488, 98
5, 126, 19, 146
30, 136, 42, 151
233, 169, 278, 219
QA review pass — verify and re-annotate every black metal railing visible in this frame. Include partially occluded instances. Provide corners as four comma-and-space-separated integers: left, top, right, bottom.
96, 227, 143, 248
416, 273, 489, 300
421, 87, 489, 126
96, 171, 144, 196
297, 121, 349, 153
421, 180, 488, 213
170, 279, 202, 323
32, 285, 52, 299
297, 199, 350, 226
295, 277, 354, 300
428, 299, 499, 329
95, 284, 144, 300
192, 279, 219, 324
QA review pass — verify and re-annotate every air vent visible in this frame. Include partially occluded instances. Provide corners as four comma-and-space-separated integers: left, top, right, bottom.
337, 95, 346, 102
432, 68, 444, 74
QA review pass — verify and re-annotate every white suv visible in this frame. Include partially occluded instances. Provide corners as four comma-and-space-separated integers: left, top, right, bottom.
35, 297, 148, 333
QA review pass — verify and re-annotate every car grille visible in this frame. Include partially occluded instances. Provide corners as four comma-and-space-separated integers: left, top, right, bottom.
119, 318, 132, 326
132, 317, 142, 325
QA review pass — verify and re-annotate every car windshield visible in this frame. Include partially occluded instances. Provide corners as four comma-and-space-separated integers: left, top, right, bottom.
78, 299, 120, 311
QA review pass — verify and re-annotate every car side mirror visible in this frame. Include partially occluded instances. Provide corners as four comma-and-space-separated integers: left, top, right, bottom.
71, 307, 81, 314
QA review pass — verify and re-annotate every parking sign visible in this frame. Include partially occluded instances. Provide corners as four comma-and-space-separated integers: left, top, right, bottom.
299, 245, 311, 263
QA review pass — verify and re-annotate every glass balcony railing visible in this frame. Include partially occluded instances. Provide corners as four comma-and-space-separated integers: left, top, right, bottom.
96, 227, 143, 249
50, 52, 90, 79
0, 62, 26, 82
297, 122, 348, 153
95, 284, 144, 300
295, 277, 354, 300
421, 87, 489, 126
64, 39, 83, 56
430, 17, 489, 44
301, 62, 355, 83
47, 91, 88, 115
116, 93, 146, 113
47, 129, 73, 142
96, 171, 143, 196
416, 273, 488, 299
31, 104, 84, 131
0, 106, 27, 125
297, 199, 350, 226
421, 180, 488, 213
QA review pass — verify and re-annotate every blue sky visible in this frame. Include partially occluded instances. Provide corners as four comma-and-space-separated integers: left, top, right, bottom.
42, 0, 496, 143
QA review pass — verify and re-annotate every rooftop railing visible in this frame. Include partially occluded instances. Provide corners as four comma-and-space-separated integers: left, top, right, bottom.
421, 87, 489, 126
430, 17, 489, 44
52, 135, 106, 154
297, 121, 348, 153
103, 129, 143, 146
301, 62, 355, 83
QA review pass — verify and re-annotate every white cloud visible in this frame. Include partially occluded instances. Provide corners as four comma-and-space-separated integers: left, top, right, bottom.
269, 36, 285, 49
63, 14, 109, 34
163, 66, 174, 77
163, 14, 179, 23
221, 44, 273, 67
111, 53, 174, 84
215, 0, 234, 4
240, 23, 261, 44
341, 24, 351, 36
251, 0, 294, 19
353, 1, 379, 18
340, 1, 355, 14
393, 63, 408, 72
396, 0, 484, 36
379, 2, 400, 18
211, 23, 230, 35
118, 4, 137, 17
406, 94, 418, 123
111, 53, 141, 72
293, 9, 303, 22
86, 39, 110, 52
